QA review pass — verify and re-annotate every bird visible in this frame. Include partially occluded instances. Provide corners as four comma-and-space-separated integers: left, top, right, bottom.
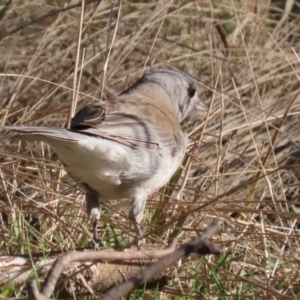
3, 69, 207, 246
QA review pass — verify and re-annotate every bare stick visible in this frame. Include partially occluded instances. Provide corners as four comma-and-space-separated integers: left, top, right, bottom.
26, 223, 221, 299
68, 0, 85, 127
27, 243, 177, 299
99, 222, 222, 300
100, 0, 122, 100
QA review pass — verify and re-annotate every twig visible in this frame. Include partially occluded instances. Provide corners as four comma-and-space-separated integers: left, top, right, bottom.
100, 0, 122, 100
27, 243, 177, 299
27, 223, 221, 300
68, 0, 85, 127
99, 222, 222, 300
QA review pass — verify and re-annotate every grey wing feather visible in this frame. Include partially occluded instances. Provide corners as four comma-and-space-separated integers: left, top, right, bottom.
70, 104, 177, 152
72, 110, 178, 153
100, 113, 180, 154
77, 113, 161, 150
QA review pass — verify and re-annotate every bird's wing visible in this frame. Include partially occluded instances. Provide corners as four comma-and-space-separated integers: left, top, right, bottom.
71, 104, 180, 154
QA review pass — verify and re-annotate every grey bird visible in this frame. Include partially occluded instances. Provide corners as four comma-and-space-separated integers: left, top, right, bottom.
3, 69, 207, 245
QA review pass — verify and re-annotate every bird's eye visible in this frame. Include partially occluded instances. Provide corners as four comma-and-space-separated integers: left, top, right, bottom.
188, 88, 196, 98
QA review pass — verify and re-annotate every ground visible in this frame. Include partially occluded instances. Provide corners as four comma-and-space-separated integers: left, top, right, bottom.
0, 0, 300, 299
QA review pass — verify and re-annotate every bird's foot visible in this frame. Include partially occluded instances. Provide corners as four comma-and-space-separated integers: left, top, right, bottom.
92, 219, 105, 247
137, 237, 146, 250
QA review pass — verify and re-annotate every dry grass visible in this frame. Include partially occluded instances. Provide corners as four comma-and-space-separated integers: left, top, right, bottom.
1, 0, 300, 298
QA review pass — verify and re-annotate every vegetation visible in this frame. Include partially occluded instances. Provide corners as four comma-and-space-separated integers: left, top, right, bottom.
0, 0, 300, 298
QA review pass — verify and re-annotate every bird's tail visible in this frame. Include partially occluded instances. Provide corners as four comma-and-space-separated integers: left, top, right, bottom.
2, 126, 81, 145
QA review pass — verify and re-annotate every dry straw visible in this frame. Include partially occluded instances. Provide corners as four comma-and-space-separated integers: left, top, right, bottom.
0, 0, 300, 298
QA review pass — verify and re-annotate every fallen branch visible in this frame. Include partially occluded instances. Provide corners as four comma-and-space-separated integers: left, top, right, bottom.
0, 245, 174, 297
27, 222, 221, 300
99, 222, 221, 300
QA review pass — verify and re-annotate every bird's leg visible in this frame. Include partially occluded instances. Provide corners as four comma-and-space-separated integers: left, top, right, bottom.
133, 221, 146, 247
129, 196, 147, 248
85, 188, 104, 246
92, 217, 101, 244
